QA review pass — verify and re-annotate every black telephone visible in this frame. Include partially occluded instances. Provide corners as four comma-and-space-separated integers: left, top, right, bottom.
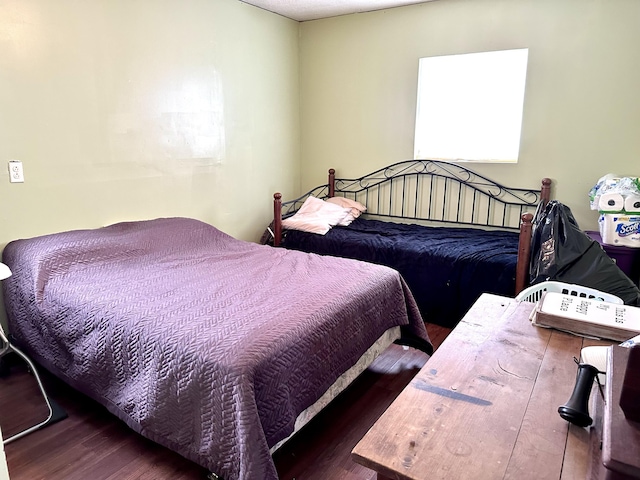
558, 360, 602, 427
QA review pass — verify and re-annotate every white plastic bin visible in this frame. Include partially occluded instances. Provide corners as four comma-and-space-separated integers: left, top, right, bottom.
515, 281, 623, 304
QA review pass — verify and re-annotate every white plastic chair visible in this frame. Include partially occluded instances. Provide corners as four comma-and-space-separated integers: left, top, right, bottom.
515, 280, 624, 304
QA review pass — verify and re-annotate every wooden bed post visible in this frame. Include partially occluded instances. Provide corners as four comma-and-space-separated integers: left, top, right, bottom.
273, 193, 282, 247
328, 169, 335, 198
516, 212, 534, 295
541, 178, 552, 206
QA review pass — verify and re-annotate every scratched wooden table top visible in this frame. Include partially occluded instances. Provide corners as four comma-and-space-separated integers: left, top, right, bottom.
352, 293, 609, 480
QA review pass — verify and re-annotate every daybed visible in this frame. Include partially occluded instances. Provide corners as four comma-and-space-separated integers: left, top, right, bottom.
272, 160, 551, 328
1, 217, 432, 480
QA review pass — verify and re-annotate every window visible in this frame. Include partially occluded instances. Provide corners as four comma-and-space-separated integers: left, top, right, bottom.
414, 48, 529, 163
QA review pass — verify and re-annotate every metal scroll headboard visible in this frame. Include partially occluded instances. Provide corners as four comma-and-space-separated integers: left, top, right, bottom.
280, 160, 550, 231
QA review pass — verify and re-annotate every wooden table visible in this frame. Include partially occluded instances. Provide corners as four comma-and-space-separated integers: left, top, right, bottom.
352, 293, 610, 480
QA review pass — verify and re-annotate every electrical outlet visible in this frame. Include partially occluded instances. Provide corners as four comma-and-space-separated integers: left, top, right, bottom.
8, 160, 24, 183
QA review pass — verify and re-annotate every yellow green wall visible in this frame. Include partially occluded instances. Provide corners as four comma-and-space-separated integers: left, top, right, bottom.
299, 0, 640, 230
2, 0, 638, 252
0, 0, 300, 246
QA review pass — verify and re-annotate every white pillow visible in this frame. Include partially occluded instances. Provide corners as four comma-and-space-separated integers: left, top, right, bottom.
298, 196, 353, 223
282, 213, 332, 235
325, 196, 367, 218
336, 212, 356, 227
282, 196, 352, 235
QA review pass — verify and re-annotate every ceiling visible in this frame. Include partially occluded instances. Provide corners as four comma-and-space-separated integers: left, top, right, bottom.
240, 0, 435, 22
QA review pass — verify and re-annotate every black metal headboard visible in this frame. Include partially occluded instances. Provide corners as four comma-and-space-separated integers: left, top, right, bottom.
278, 160, 551, 231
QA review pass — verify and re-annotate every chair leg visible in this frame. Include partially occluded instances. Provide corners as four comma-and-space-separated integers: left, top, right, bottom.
2, 343, 68, 445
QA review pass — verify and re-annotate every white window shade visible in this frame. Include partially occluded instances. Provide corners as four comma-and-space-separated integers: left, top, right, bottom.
414, 48, 529, 163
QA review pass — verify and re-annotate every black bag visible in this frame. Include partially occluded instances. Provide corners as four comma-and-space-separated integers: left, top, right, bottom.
529, 201, 640, 306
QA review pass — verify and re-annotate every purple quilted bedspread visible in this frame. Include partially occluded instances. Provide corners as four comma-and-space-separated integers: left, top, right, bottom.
2, 217, 431, 479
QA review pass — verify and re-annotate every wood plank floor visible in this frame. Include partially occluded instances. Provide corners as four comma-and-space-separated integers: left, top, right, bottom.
0, 324, 451, 480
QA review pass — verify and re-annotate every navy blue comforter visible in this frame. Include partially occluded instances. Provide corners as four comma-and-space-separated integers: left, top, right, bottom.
282, 217, 519, 327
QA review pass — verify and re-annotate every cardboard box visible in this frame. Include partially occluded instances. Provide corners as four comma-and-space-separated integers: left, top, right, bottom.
599, 214, 640, 248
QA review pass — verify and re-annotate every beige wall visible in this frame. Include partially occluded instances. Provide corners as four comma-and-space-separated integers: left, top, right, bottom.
1, 0, 638, 255
299, 0, 640, 230
0, 0, 300, 247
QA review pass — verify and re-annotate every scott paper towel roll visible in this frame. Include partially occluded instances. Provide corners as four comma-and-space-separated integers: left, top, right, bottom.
624, 195, 640, 213
598, 193, 624, 212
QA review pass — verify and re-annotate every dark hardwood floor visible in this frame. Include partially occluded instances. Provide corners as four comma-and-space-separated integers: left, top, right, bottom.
0, 324, 451, 480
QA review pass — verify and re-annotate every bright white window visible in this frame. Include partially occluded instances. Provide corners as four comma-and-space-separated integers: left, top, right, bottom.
414, 48, 529, 163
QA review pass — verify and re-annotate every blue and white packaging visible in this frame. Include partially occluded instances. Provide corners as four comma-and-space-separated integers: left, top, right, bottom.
621, 333, 640, 347
599, 213, 640, 247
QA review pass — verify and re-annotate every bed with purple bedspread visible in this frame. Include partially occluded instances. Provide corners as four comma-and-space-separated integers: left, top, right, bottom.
1, 217, 432, 480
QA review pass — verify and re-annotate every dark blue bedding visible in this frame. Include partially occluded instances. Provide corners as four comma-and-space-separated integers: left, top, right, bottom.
282, 217, 520, 328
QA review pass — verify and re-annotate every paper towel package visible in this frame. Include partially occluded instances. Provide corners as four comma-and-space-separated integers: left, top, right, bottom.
599, 214, 640, 247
